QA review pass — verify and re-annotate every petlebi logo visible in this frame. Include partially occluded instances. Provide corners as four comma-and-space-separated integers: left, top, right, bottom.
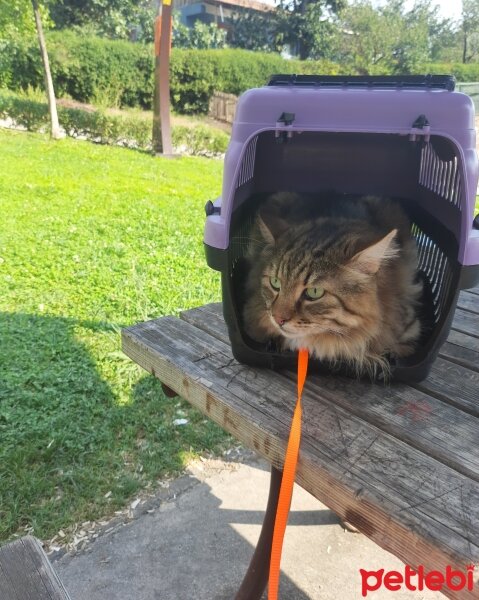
360, 564, 478, 597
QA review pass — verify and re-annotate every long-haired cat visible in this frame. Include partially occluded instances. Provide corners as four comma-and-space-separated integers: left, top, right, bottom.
242, 192, 422, 378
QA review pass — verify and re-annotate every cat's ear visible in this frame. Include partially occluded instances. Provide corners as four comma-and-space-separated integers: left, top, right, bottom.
256, 211, 289, 244
347, 229, 399, 275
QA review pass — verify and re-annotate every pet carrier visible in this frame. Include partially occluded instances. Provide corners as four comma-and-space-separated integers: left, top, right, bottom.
204, 75, 479, 382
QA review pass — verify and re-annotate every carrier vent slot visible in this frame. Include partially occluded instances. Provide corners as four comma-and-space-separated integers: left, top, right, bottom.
412, 222, 453, 324
419, 143, 461, 208
236, 136, 258, 188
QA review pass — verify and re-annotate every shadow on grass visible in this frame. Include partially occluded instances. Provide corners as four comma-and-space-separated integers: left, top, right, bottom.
0, 311, 121, 541
0, 311, 228, 544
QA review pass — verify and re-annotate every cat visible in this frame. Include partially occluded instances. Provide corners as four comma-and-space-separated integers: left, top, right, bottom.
241, 192, 423, 378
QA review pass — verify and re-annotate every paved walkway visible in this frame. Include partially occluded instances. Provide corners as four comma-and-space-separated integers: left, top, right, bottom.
55, 451, 444, 600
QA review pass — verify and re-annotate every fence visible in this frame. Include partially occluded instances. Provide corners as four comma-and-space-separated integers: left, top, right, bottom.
457, 82, 479, 111
208, 92, 238, 125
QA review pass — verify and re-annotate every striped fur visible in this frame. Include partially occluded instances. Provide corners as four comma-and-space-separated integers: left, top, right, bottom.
242, 192, 422, 378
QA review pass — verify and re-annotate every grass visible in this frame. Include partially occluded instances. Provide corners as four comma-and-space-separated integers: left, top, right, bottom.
0, 129, 232, 545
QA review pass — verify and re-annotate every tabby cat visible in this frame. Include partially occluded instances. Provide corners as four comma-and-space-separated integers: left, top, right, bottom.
242, 192, 422, 378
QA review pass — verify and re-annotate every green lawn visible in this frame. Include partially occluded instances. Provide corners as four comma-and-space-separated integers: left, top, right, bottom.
0, 129, 231, 545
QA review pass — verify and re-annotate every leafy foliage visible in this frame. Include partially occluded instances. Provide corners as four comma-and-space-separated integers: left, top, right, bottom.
0, 0, 37, 39
229, 0, 344, 59
275, 0, 345, 60
173, 15, 228, 50
462, 0, 479, 63
331, 0, 455, 74
49, 0, 155, 41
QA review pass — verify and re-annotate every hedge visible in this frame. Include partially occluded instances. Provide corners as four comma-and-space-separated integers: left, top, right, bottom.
0, 31, 344, 113
2, 31, 479, 115
0, 90, 229, 154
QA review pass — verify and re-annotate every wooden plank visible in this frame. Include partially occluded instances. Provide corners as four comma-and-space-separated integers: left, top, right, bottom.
184, 303, 479, 371
415, 357, 479, 416
181, 303, 228, 342
446, 328, 479, 353
465, 285, 479, 296
182, 304, 479, 479
457, 290, 479, 314
122, 317, 479, 600
0, 537, 71, 600
439, 340, 479, 372
453, 307, 479, 337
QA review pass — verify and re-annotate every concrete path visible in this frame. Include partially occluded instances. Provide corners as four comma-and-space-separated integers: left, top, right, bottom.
55, 451, 444, 600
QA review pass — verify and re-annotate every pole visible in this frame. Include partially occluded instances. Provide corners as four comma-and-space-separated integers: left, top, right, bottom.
152, 0, 174, 156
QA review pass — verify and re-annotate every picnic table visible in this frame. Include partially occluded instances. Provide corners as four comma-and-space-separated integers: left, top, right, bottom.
122, 285, 479, 600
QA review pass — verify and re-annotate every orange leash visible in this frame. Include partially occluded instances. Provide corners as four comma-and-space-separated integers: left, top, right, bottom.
268, 348, 309, 599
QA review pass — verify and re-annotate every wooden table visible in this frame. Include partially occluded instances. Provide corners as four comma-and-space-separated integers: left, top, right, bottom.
122, 286, 479, 600
0, 537, 71, 600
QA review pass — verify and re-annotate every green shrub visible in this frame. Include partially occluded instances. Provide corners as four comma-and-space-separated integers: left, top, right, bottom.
172, 124, 228, 154
5, 30, 478, 117
2, 31, 154, 109
0, 90, 228, 154
0, 31, 346, 114
0, 91, 49, 131
420, 63, 479, 82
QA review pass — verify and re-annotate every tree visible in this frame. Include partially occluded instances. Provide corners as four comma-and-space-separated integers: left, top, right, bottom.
229, 9, 283, 52
0, 0, 37, 39
331, 0, 455, 75
1, 0, 60, 138
31, 0, 61, 138
49, 0, 156, 41
173, 16, 228, 49
229, 0, 344, 59
462, 0, 479, 63
275, 0, 345, 60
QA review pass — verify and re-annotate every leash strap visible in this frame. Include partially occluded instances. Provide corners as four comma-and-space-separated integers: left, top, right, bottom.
268, 348, 309, 599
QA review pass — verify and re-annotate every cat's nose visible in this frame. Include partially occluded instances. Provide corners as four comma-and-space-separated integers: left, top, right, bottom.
273, 314, 290, 327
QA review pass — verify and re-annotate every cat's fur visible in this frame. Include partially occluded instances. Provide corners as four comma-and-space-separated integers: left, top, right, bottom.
242, 192, 422, 378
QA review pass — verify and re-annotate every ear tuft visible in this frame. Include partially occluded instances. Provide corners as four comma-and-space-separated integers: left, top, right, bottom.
348, 229, 399, 275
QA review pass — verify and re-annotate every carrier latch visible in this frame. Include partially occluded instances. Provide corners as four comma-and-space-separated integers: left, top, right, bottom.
276, 112, 295, 143
205, 200, 221, 216
410, 114, 431, 142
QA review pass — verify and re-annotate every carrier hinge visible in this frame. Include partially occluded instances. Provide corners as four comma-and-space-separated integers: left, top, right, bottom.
275, 112, 295, 143
409, 114, 431, 142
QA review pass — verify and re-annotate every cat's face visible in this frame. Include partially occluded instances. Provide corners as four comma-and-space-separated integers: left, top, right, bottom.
256, 216, 398, 343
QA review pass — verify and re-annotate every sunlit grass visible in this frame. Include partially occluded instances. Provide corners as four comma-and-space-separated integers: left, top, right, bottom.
0, 129, 231, 544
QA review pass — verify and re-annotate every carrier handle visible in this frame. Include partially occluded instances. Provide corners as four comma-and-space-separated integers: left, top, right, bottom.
267, 74, 456, 91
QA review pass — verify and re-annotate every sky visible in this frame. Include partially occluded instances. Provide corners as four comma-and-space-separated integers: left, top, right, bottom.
403, 0, 462, 21
259, 0, 464, 22
437, 0, 462, 21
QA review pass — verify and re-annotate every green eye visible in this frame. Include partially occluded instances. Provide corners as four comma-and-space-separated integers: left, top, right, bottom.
270, 276, 281, 291
305, 286, 324, 300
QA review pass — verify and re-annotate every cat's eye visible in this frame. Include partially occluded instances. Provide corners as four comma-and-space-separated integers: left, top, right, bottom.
305, 286, 325, 300
270, 276, 281, 291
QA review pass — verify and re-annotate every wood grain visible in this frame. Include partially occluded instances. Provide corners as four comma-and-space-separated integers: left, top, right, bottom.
0, 537, 71, 600
457, 290, 479, 314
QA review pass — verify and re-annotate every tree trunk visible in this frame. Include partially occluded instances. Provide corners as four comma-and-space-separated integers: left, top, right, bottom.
31, 0, 61, 139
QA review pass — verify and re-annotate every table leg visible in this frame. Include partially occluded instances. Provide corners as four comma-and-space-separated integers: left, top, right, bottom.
234, 466, 282, 600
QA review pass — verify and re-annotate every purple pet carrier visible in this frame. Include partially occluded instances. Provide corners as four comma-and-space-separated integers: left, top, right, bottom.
204, 75, 479, 382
